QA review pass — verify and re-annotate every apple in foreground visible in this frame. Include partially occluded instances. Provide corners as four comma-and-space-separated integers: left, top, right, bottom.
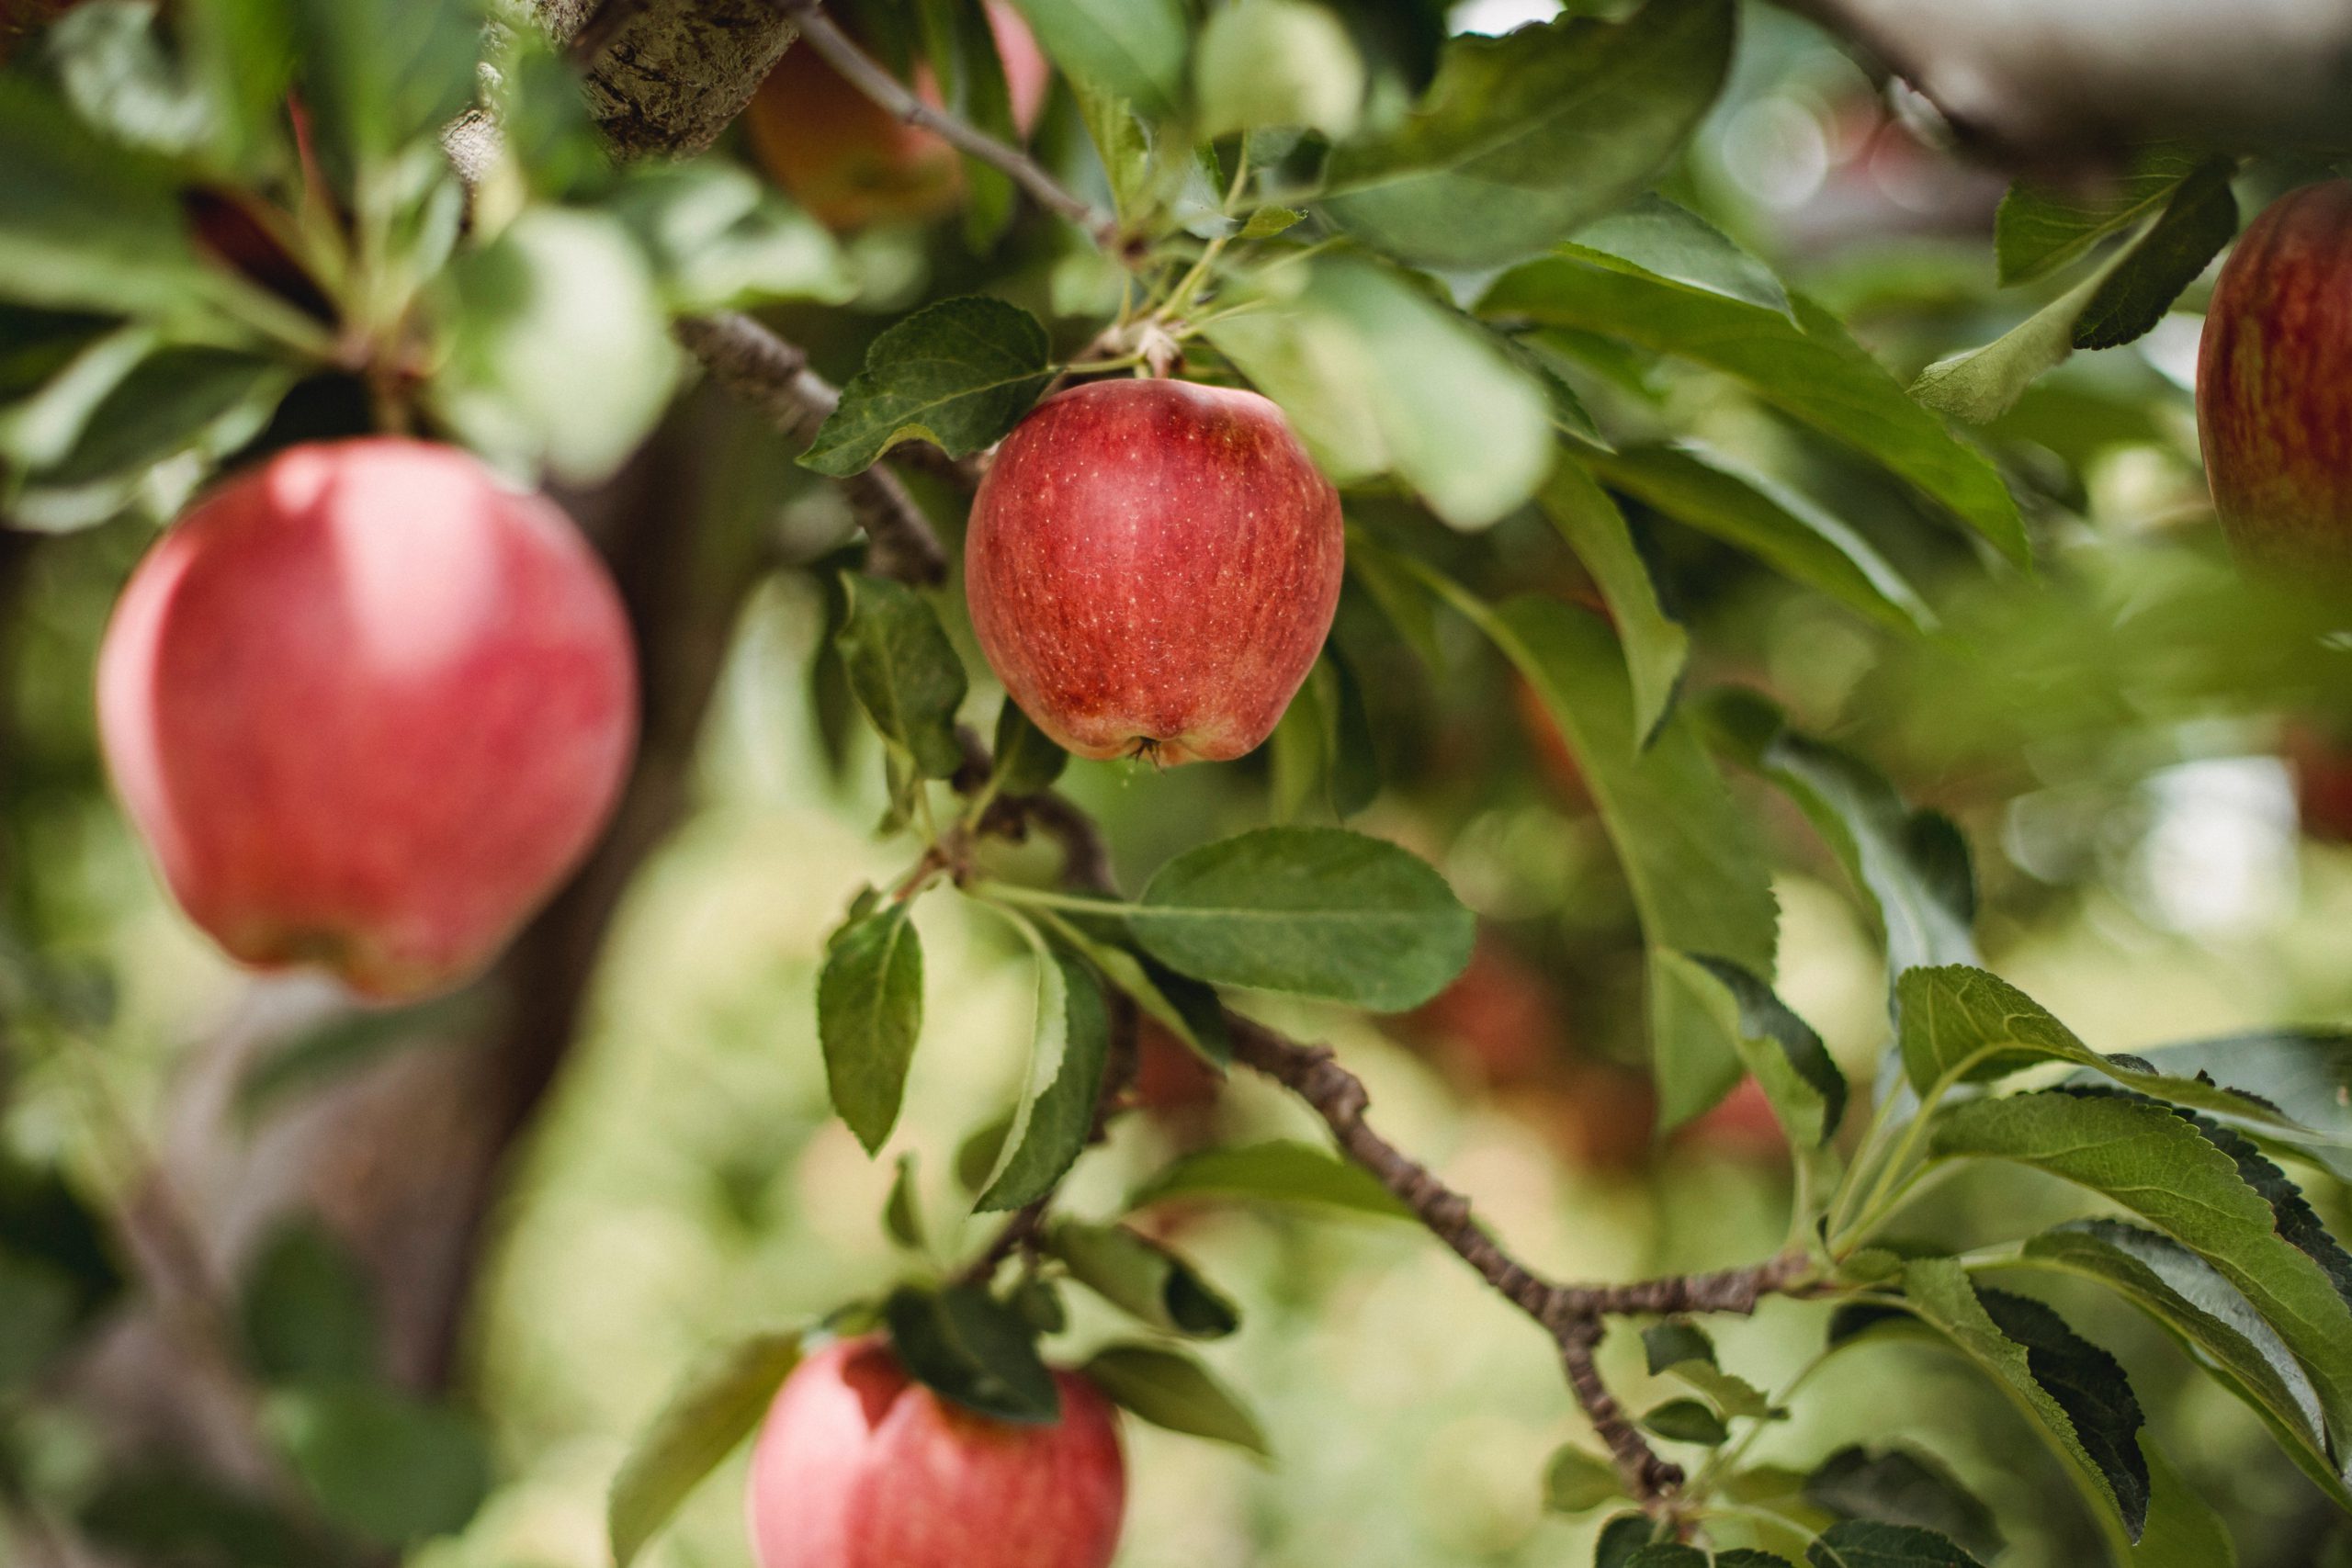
746, 2, 1050, 231
966, 378, 1345, 765
747, 1337, 1125, 1568
2198, 179, 2352, 573
97, 438, 638, 1000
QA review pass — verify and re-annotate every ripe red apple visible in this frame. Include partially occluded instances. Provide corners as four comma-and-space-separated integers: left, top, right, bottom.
97, 438, 638, 1001
746, 2, 1050, 231
1674, 1077, 1788, 1161
1132, 1016, 1223, 1116
966, 379, 1344, 765
2198, 179, 2352, 574
746, 1336, 1125, 1568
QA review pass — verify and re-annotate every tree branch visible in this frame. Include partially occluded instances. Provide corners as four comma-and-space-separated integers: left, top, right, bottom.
774, 0, 1126, 254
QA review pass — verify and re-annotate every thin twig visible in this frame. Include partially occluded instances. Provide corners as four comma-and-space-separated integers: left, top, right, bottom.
775, 0, 1127, 255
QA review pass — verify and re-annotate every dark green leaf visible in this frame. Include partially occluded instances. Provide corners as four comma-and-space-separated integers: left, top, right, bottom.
976, 949, 1110, 1211
1046, 1221, 1238, 1337
0, 1252, 79, 1392
1034, 911, 1228, 1066
1081, 1341, 1269, 1455
1129, 826, 1475, 1012
818, 902, 925, 1155
1975, 1287, 2150, 1534
1717, 1554, 1798, 1568
1996, 146, 2205, 285
607, 1331, 803, 1568
1643, 1321, 1716, 1374
1481, 262, 2028, 566
1596, 1513, 1668, 1566
1569, 194, 1792, 317
883, 1153, 925, 1250
1317, 0, 1733, 270
0, 1153, 122, 1319
885, 1283, 1059, 1423
1582, 444, 1929, 632
801, 294, 1053, 476
1127, 1139, 1412, 1218
1008, 0, 1187, 122
1641, 1398, 1728, 1445
1804, 1447, 2003, 1562
1675, 953, 1846, 1145
2127, 1030, 2352, 1180
2073, 159, 2237, 350
915, 0, 1017, 250
1623, 1547, 1709, 1568
1540, 460, 1686, 744
181, 0, 296, 175
1807, 1519, 1984, 1568
76, 1469, 310, 1568
2177, 1107, 2352, 1312
1668, 1359, 1778, 1419
836, 573, 969, 779
993, 699, 1069, 796
239, 1219, 379, 1386
269, 1385, 491, 1546
956, 1114, 1012, 1194
287, 0, 479, 180
34, 345, 290, 487
1543, 1444, 1622, 1512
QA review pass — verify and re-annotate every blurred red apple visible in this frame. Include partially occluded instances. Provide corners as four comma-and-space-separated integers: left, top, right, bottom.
966, 379, 1344, 765
747, 1336, 1125, 1568
2286, 723, 2352, 841
2199, 180, 2352, 575
97, 438, 638, 1000
1132, 1016, 1223, 1115
1405, 937, 1564, 1089
746, 2, 1050, 230
1674, 1077, 1787, 1161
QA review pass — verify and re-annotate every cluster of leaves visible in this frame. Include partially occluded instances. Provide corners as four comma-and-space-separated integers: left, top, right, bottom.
0, 0, 851, 528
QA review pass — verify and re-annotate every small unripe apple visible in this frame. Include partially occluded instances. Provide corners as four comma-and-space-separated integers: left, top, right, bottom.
97, 439, 638, 1000
2198, 179, 2352, 574
746, 1337, 1125, 1568
966, 379, 1345, 765
746, 2, 1050, 231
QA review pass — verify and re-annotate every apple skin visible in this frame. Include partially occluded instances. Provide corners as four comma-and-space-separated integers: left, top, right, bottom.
96, 439, 638, 1001
746, 1337, 1125, 1568
746, 2, 1050, 231
965, 379, 1345, 765
2198, 179, 2352, 574
1673, 1077, 1787, 1162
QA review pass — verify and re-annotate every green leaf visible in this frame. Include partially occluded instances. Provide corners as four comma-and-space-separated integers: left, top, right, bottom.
2126, 1031, 2352, 1181
1239, 205, 1306, 240
1032, 910, 1228, 1066
1623, 1547, 1710, 1568
1542, 1444, 1622, 1512
1128, 826, 1475, 1011
238, 1220, 379, 1386
883, 1153, 925, 1250
1975, 1287, 2151, 1534
1996, 146, 2205, 285
818, 902, 925, 1155
1670, 953, 1846, 1145
1568, 194, 1792, 318
1804, 1447, 2003, 1563
1316, 0, 1734, 271
1596, 1513, 1669, 1565
74, 1467, 310, 1568
1886, 1258, 2144, 1540
1580, 443, 1930, 632
1896, 965, 2323, 1123
269, 1385, 491, 1546
0, 1252, 80, 1393
1717, 1554, 1798, 1568
1643, 1321, 1716, 1374
992, 699, 1069, 797
1640, 1398, 1728, 1445
2132, 1431, 2236, 1568
2073, 158, 2237, 351
1126, 1138, 1412, 1218
836, 573, 969, 780
915, 0, 1018, 251
47, 2, 211, 155
1477, 591, 1777, 1123
1204, 256, 1553, 529
2008, 1220, 2332, 1503
1008, 0, 1186, 122
802, 295, 1053, 477
604, 162, 854, 312
30, 345, 290, 488
1194, 0, 1363, 141
1081, 1342, 1269, 1455
433, 206, 676, 487
1807, 1519, 1985, 1568
1481, 261, 2029, 567
182, 0, 296, 175
976, 945, 1110, 1211
1910, 264, 2116, 426
1704, 692, 1975, 987
1929, 1092, 2352, 1450
607, 1331, 803, 1568
1539, 461, 1686, 743
287, 0, 478, 180
885, 1283, 1059, 1423
1046, 1221, 1239, 1337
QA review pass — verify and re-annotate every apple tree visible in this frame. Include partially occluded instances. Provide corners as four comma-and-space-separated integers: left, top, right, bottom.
3, 0, 2352, 1565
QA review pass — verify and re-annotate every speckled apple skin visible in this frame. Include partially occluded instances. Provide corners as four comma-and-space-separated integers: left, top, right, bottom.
96, 438, 638, 1001
746, 1337, 1125, 1568
965, 378, 1344, 765
2199, 179, 2352, 573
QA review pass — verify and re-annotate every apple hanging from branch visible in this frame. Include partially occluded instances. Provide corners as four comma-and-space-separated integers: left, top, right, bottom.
96, 438, 639, 1001
746, 1337, 1125, 1568
966, 379, 1345, 766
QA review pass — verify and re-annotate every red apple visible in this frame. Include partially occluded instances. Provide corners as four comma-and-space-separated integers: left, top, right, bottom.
746, 1336, 1125, 1568
965, 379, 1344, 765
2286, 723, 2352, 841
2198, 179, 2352, 574
1132, 1016, 1223, 1115
746, 2, 1051, 231
97, 438, 638, 1000
1674, 1077, 1788, 1161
